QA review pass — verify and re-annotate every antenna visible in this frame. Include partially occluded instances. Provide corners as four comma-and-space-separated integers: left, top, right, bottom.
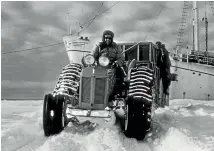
67, 13, 70, 35
77, 22, 81, 36
69, 26, 72, 35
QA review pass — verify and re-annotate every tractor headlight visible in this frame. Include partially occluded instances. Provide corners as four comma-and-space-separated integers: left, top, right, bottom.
83, 54, 95, 66
98, 56, 110, 67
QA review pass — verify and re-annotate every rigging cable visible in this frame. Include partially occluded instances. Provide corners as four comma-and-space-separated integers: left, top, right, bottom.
77, 2, 104, 34
2, 3, 105, 55
80, 2, 104, 28
72, 1, 104, 34
77, 1, 120, 34
144, 1, 167, 41
2, 1, 119, 55
2, 2, 105, 55
2, 42, 64, 55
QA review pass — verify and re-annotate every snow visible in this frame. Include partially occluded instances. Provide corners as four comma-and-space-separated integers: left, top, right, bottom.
1, 99, 214, 151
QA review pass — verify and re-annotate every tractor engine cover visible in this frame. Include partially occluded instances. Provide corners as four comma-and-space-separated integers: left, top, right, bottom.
78, 66, 110, 110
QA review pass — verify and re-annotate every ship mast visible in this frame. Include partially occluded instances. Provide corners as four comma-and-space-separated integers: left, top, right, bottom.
204, 1, 208, 52
193, 1, 200, 52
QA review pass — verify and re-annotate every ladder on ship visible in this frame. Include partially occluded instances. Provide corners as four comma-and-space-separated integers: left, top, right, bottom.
174, 1, 214, 66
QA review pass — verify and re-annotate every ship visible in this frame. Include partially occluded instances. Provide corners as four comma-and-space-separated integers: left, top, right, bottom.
169, 1, 214, 100
62, 1, 214, 102
116, 1, 214, 101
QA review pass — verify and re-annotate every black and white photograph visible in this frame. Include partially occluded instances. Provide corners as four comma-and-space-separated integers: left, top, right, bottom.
1, 1, 214, 151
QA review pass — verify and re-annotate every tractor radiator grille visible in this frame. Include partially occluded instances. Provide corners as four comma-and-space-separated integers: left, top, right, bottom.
82, 77, 91, 103
94, 78, 106, 104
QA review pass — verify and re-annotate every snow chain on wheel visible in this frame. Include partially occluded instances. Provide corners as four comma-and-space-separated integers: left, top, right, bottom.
43, 63, 82, 137
53, 63, 82, 106
125, 66, 154, 140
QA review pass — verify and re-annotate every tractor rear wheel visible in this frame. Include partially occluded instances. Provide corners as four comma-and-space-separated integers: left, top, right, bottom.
124, 100, 151, 140
124, 66, 154, 140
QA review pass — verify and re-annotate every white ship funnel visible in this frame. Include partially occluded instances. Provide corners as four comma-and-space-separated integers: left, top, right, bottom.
63, 35, 91, 64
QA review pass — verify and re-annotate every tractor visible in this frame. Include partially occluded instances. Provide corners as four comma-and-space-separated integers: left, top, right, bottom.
43, 35, 173, 140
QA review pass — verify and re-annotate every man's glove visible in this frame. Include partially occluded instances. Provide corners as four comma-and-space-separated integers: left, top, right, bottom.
112, 61, 119, 68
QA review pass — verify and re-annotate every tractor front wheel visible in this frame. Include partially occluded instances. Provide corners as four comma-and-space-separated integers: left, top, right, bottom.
43, 94, 66, 137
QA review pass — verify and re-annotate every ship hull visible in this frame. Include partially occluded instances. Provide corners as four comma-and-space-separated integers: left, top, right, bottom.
169, 60, 214, 100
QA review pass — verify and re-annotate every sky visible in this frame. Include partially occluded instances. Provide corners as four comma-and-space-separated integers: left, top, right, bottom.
1, 1, 214, 99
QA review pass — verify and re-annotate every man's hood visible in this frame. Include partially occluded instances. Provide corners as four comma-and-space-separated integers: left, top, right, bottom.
102, 30, 114, 42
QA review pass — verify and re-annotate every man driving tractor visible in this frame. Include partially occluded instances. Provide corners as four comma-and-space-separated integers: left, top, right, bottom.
92, 30, 125, 103
92, 30, 124, 67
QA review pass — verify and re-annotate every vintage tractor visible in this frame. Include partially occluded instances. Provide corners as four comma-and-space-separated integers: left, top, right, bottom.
43, 36, 168, 140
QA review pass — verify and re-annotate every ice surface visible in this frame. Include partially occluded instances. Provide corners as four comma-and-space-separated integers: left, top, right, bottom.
1, 99, 214, 151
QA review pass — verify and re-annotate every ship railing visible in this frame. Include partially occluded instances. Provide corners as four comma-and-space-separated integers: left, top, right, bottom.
172, 51, 214, 66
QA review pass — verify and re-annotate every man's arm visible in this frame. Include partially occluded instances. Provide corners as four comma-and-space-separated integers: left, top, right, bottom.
92, 44, 100, 61
164, 49, 171, 69
115, 45, 125, 67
